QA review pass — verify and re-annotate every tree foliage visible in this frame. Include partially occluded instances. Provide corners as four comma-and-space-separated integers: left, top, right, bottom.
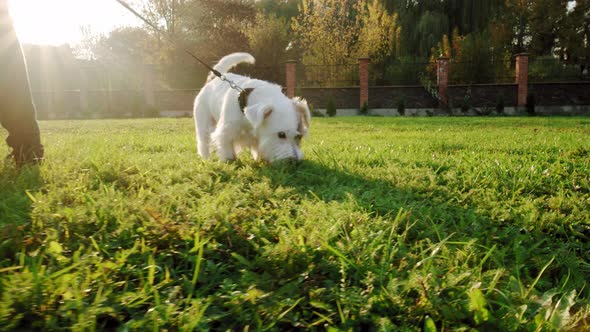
291, 0, 364, 65
243, 13, 291, 67
357, 0, 401, 63
74, 0, 589, 88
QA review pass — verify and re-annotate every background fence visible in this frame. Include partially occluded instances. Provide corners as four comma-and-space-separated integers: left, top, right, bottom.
529, 57, 589, 83
449, 59, 515, 84
295, 63, 359, 87
371, 59, 434, 86
29, 55, 590, 119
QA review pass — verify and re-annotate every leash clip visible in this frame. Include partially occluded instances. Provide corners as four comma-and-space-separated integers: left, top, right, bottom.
220, 75, 244, 93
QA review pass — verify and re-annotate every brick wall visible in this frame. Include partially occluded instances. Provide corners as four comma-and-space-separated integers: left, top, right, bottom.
298, 87, 359, 109
530, 82, 590, 106
447, 84, 518, 108
369, 86, 438, 109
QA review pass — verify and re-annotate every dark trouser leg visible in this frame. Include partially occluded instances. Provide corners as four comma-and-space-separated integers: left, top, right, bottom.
0, 1, 43, 165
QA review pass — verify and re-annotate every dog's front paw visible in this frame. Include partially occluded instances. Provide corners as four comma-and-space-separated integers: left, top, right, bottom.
218, 151, 236, 163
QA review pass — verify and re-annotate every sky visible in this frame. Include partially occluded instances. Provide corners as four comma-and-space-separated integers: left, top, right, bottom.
8, 0, 141, 46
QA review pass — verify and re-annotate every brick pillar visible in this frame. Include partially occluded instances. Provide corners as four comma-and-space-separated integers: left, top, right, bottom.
359, 57, 370, 108
285, 60, 296, 98
437, 57, 450, 106
515, 53, 529, 107
143, 64, 156, 109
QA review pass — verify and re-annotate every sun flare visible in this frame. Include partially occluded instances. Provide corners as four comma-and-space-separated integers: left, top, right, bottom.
8, 0, 139, 46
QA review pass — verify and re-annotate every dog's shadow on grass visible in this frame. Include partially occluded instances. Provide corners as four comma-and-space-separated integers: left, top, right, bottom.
253, 158, 569, 255
0, 164, 43, 257
253, 158, 590, 290
255, 158, 472, 229
244, 159, 589, 331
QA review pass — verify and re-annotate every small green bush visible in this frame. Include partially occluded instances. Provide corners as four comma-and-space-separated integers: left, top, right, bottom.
144, 105, 161, 118
526, 93, 536, 116
460, 88, 472, 114
396, 97, 406, 116
326, 96, 337, 117
359, 101, 369, 115
309, 103, 324, 117
474, 106, 493, 116
496, 94, 505, 114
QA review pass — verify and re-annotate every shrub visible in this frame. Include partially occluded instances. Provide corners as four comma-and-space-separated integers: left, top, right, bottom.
308, 103, 324, 117
359, 101, 369, 115
460, 88, 472, 114
441, 98, 454, 116
496, 94, 505, 114
144, 105, 161, 118
526, 93, 536, 116
130, 93, 144, 118
474, 106, 493, 116
326, 96, 337, 117
80, 106, 95, 119
396, 96, 406, 116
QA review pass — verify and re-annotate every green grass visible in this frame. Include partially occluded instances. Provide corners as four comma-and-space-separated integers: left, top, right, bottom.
1, 117, 589, 331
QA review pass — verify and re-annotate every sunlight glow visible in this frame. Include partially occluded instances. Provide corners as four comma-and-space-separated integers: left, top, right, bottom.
8, 0, 140, 46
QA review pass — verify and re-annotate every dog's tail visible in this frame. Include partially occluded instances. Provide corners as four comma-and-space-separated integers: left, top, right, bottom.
213, 52, 255, 75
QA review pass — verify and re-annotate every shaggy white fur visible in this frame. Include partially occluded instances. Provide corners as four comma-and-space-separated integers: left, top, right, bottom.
193, 52, 311, 163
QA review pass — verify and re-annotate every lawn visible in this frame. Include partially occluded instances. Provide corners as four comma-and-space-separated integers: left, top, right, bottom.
1, 116, 589, 331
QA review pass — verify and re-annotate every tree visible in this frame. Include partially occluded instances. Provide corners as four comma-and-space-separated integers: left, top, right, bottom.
255, 0, 299, 19
244, 13, 291, 66
357, 0, 400, 63
291, 0, 364, 65
384, 0, 505, 57
414, 10, 450, 57
123, 0, 257, 62
22, 44, 79, 91
91, 27, 154, 64
181, 0, 256, 61
445, 0, 504, 34
242, 13, 292, 83
556, 0, 590, 61
136, 0, 195, 64
529, 0, 569, 55
357, 0, 401, 82
391, 0, 448, 57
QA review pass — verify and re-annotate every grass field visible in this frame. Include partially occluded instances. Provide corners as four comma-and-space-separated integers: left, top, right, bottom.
1, 117, 589, 331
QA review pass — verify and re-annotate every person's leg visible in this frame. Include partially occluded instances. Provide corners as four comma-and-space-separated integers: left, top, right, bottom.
0, 0, 44, 165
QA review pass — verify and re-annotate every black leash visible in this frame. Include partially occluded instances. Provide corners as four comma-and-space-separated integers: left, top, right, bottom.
113, 0, 246, 95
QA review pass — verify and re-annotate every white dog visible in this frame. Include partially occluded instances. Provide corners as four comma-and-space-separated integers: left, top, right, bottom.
193, 52, 311, 163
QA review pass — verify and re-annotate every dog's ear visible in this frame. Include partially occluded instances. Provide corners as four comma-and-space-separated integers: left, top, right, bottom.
245, 103, 273, 130
293, 97, 311, 136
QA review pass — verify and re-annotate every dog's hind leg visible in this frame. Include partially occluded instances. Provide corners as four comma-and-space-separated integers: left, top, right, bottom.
194, 96, 213, 159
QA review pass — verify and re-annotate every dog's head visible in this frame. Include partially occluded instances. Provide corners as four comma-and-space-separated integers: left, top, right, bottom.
245, 96, 311, 163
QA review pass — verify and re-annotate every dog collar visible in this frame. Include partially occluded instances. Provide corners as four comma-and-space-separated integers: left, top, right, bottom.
238, 88, 254, 113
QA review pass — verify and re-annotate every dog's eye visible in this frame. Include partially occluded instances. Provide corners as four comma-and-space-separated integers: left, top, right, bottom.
278, 132, 287, 139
